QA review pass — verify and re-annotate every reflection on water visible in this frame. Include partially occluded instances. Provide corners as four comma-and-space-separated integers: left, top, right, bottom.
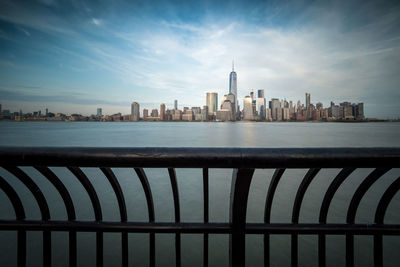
0, 122, 399, 266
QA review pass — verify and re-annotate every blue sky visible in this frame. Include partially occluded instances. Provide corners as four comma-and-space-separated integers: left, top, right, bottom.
0, 0, 399, 118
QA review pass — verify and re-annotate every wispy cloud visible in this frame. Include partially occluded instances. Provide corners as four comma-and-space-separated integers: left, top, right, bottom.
0, 0, 399, 117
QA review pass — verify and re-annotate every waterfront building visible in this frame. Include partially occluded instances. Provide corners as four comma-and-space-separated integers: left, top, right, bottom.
206, 92, 218, 115
131, 102, 140, 121
305, 93, 311, 120
192, 107, 201, 115
160, 104, 166, 121
221, 93, 236, 120
174, 100, 178, 110
151, 109, 159, 118
356, 103, 364, 119
331, 105, 339, 118
243, 96, 253, 120
270, 98, 281, 121
217, 100, 235, 121
143, 109, 148, 119
229, 61, 238, 115
265, 108, 272, 121
201, 106, 209, 121
282, 108, 290, 121
97, 108, 102, 117
257, 89, 264, 98
276, 106, 282, 121
182, 110, 194, 121
172, 110, 182, 121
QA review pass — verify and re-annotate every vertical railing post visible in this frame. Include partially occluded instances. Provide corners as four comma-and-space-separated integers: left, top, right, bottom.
229, 168, 255, 267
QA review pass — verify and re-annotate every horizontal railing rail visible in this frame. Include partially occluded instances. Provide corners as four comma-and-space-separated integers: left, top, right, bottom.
0, 147, 399, 267
0, 147, 399, 168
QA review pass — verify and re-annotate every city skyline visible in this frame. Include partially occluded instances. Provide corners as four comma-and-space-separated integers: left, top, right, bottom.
0, 0, 399, 118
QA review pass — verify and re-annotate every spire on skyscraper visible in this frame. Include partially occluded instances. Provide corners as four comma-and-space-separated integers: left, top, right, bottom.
232, 59, 234, 71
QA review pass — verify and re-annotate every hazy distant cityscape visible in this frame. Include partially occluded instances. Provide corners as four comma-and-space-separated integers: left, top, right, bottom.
0, 64, 370, 122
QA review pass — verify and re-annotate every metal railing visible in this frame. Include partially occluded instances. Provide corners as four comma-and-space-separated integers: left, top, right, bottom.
0, 147, 399, 267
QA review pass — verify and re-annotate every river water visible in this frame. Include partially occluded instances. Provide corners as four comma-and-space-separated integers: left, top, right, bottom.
0, 121, 399, 266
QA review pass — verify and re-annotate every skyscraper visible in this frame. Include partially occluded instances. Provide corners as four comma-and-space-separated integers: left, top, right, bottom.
243, 96, 253, 120
206, 92, 218, 115
131, 102, 140, 121
174, 100, 178, 110
257, 89, 264, 98
256, 89, 265, 119
229, 61, 237, 116
160, 104, 166, 121
97, 108, 102, 116
305, 93, 311, 120
270, 98, 281, 121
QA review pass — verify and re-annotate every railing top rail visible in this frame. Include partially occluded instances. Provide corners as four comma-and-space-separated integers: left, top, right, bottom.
0, 147, 399, 168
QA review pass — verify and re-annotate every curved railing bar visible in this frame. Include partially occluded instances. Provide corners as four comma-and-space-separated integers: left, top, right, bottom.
265, 169, 286, 223
2, 166, 52, 267
263, 169, 285, 267
375, 176, 400, 224
346, 168, 391, 223
345, 168, 390, 267
34, 166, 77, 267
0, 175, 26, 267
67, 167, 103, 267
373, 176, 400, 267
100, 168, 127, 221
34, 166, 76, 220
100, 167, 128, 267
168, 168, 181, 267
67, 167, 103, 221
291, 168, 321, 267
317, 168, 355, 267
134, 168, 155, 267
2, 166, 50, 220
134, 168, 155, 222
319, 168, 356, 223
0, 175, 25, 220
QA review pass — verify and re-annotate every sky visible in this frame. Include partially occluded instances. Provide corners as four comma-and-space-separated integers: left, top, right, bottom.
0, 0, 399, 118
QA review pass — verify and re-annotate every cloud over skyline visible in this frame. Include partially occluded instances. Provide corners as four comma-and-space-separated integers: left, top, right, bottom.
0, 0, 399, 118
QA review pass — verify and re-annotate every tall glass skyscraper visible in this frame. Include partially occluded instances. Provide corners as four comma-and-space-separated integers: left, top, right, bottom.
229, 61, 237, 115
206, 92, 218, 115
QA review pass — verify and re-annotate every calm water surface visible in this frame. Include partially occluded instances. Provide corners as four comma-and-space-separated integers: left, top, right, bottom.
0, 122, 399, 267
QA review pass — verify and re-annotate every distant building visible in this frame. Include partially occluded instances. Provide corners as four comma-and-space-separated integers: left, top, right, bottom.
160, 104, 166, 121
201, 106, 209, 121
174, 100, 178, 110
97, 108, 102, 117
217, 100, 235, 121
191, 107, 201, 115
182, 110, 194, 121
229, 61, 238, 115
270, 98, 281, 121
143, 109, 148, 119
305, 93, 311, 120
282, 108, 290, 121
172, 110, 182, 121
265, 108, 272, 121
131, 102, 140, 121
151, 109, 158, 118
243, 96, 253, 120
355, 103, 364, 119
221, 93, 236, 120
206, 92, 218, 115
